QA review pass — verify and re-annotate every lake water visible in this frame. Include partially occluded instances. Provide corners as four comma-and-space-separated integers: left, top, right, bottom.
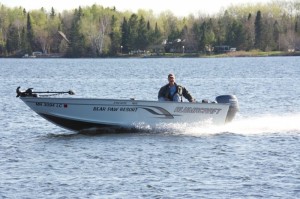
0, 57, 300, 198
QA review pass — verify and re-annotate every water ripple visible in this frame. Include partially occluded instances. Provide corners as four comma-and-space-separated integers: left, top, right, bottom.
0, 57, 299, 198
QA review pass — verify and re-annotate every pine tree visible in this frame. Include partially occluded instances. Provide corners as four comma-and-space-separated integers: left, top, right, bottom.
128, 14, 138, 52
153, 22, 162, 45
121, 17, 129, 54
295, 16, 300, 35
227, 20, 244, 50
255, 10, 263, 50
273, 20, 281, 50
26, 13, 34, 54
136, 15, 148, 50
50, 7, 55, 19
244, 13, 255, 51
66, 7, 85, 57
109, 15, 121, 55
198, 20, 215, 53
20, 27, 27, 53
146, 20, 153, 46
6, 24, 19, 54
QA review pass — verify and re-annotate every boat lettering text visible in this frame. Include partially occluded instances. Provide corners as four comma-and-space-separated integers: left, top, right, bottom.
120, 107, 137, 112
174, 107, 222, 114
36, 102, 63, 108
93, 107, 106, 111
107, 107, 118, 111
93, 106, 137, 112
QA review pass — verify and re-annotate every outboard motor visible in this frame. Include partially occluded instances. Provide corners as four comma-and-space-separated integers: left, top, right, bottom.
16, 87, 38, 97
216, 95, 239, 123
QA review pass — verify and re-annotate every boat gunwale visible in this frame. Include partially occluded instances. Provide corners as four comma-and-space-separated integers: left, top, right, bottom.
20, 96, 230, 106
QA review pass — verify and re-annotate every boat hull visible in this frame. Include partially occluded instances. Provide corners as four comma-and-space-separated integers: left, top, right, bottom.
20, 97, 232, 132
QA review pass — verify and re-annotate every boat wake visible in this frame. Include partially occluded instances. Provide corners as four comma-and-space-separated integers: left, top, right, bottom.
146, 113, 300, 136
44, 114, 300, 137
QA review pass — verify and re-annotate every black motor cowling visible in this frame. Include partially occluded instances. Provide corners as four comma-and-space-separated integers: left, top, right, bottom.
216, 95, 239, 123
16, 87, 38, 97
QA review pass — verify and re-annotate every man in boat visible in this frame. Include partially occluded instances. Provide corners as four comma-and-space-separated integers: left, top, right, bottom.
158, 73, 195, 102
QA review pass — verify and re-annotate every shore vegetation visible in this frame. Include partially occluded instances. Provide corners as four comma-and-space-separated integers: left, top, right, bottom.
0, 1, 299, 58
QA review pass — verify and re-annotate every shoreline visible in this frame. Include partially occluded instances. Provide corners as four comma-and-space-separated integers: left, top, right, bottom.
1, 51, 300, 59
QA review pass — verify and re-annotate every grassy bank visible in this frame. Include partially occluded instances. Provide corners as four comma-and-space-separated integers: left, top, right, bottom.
209, 50, 300, 58
142, 50, 300, 58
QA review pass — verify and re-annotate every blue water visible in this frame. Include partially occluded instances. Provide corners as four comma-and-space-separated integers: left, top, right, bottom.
0, 57, 300, 198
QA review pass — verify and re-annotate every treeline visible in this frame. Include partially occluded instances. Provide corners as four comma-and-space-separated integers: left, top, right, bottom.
0, 0, 300, 57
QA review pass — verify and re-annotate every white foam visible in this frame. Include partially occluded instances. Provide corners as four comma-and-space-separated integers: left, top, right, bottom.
136, 114, 300, 136
180, 113, 300, 136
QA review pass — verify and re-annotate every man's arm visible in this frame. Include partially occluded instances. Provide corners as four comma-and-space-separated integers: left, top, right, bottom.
158, 85, 167, 99
182, 87, 195, 102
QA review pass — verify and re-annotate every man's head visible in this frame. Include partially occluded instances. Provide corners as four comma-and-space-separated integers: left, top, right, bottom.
168, 73, 175, 85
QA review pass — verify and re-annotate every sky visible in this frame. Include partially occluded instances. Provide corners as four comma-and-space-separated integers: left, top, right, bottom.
0, 0, 272, 16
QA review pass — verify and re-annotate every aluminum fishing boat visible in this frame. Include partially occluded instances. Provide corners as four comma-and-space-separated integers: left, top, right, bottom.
16, 87, 239, 132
